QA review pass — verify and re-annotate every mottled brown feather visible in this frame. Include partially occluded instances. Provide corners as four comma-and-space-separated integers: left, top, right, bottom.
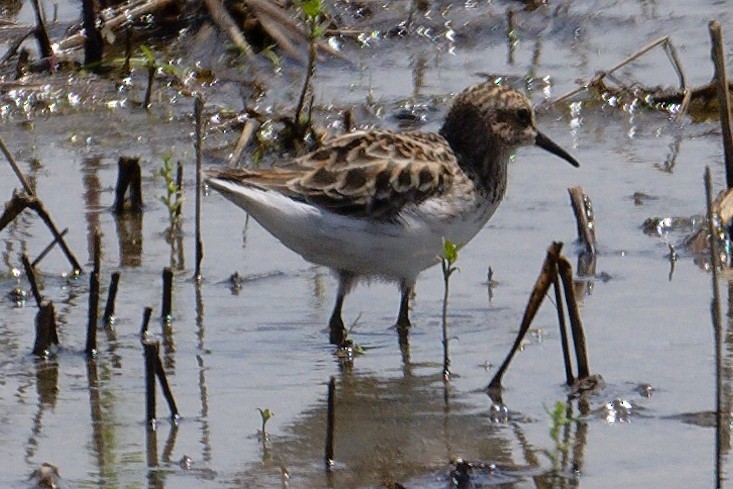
207, 130, 458, 220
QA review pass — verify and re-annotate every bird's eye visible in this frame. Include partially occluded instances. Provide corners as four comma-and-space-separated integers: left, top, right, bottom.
516, 108, 531, 124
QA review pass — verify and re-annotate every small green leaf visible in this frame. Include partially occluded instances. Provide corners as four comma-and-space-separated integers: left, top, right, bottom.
257, 408, 274, 423
301, 0, 323, 19
139, 45, 155, 65
442, 238, 458, 265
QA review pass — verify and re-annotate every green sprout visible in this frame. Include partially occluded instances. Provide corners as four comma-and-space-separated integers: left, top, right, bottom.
158, 154, 182, 235
440, 238, 461, 381
257, 407, 274, 440
543, 401, 573, 471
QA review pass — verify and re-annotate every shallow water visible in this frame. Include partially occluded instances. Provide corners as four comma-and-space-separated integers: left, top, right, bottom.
1, 1, 733, 488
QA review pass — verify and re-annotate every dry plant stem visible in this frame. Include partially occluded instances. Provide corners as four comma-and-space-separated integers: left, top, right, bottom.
30, 0, 52, 59
57, 0, 178, 50
488, 242, 562, 391
552, 36, 687, 107
295, 27, 317, 135
161, 267, 173, 319
144, 64, 155, 110
194, 95, 204, 280
441, 262, 451, 381
709, 21, 733, 189
81, 0, 103, 66
552, 269, 575, 386
32, 300, 59, 355
249, 0, 300, 60
114, 156, 143, 214
202, 0, 255, 59
567, 186, 596, 254
21, 253, 43, 308
705, 166, 724, 489
143, 340, 158, 425
247, 0, 342, 60
140, 306, 153, 336
0, 133, 34, 194
32, 228, 68, 267
154, 352, 179, 419
325, 376, 335, 471
85, 231, 102, 356
0, 28, 35, 67
556, 257, 591, 379
103, 271, 120, 323
230, 120, 256, 167
0, 155, 82, 272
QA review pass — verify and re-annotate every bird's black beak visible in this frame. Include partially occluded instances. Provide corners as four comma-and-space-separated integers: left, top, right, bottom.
535, 131, 580, 168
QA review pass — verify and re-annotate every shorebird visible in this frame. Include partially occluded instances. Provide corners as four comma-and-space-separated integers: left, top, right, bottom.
206, 82, 579, 345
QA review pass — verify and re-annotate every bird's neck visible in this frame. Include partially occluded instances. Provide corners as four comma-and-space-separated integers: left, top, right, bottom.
439, 105, 510, 201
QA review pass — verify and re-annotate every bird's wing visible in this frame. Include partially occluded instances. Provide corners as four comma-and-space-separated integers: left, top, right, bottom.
207, 130, 459, 220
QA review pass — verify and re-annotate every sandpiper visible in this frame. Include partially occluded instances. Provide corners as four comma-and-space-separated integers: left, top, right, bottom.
206, 82, 579, 345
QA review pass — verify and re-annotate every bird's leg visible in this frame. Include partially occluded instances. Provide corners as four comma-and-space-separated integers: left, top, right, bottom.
328, 272, 352, 345
396, 281, 413, 344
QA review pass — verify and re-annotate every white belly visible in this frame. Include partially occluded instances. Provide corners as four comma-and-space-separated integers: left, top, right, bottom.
209, 181, 497, 282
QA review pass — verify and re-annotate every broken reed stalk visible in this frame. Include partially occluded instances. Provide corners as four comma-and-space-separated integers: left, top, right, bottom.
103, 271, 120, 323
21, 253, 42, 308
229, 120, 256, 167
144, 63, 155, 110
32, 300, 59, 356
58, 0, 178, 50
488, 242, 562, 391
140, 306, 153, 335
139, 307, 156, 426
29, 0, 52, 59
154, 351, 179, 419
80, 0, 103, 66
194, 95, 204, 280
143, 339, 158, 426
709, 21, 733, 190
0, 192, 82, 273
325, 376, 335, 471
552, 270, 575, 386
567, 187, 596, 255
162, 267, 173, 319
0, 133, 34, 195
557, 256, 591, 379
85, 231, 102, 356
201, 0, 255, 59
114, 156, 144, 214
31, 228, 68, 267
705, 166, 724, 489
